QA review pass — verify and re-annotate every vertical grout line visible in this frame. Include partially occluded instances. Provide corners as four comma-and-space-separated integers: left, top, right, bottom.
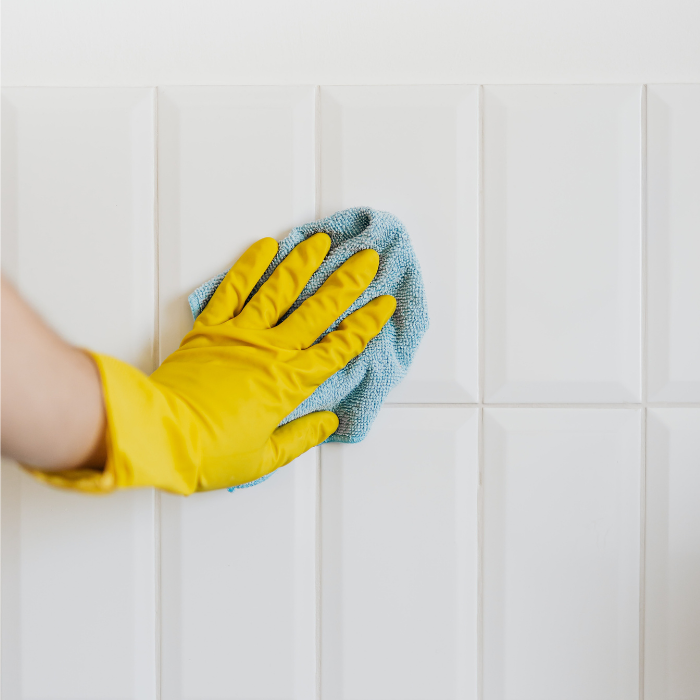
153, 85, 162, 700
639, 406, 647, 700
313, 84, 323, 700
477, 406, 484, 700
152, 91, 160, 367
154, 490, 162, 700
315, 447, 323, 700
476, 84, 485, 700
641, 84, 648, 408
315, 86, 322, 222
638, 84, 648, 700
477, 85, 486, 408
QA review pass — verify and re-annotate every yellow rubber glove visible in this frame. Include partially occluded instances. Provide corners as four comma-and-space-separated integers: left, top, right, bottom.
26, 233, 396, 495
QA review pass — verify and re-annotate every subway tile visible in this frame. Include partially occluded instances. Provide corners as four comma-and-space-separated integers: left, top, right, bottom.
158, 86, 315, 357
645, 408, 700, 698
321, 407, 478, 699
157, 87, 317, 699
160, 451, 317, 699
483, 408, 640, 700
1, 88, 156, 700
320, 86, 479, 402
1, 88, 156, 368
647, 85, 700, 402
484, 86, 642, 403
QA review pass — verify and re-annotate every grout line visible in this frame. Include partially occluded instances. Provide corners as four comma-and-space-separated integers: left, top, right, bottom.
639, 84, 648, 700
639, 407, 647, 700
644, 402, 700, 408
315, 86, 322, 221
315, 446, 323, 700
154, 490, 161, 700
476, 406, 484, 700
478, 84, 485, 408
153, 86, 162, 700
384, 402, 662, 409
314, 84, 323, 700
152, 93, 160, 369
5, 82, 700, 89
476, 84, 485, 700
641, 84, 648, 409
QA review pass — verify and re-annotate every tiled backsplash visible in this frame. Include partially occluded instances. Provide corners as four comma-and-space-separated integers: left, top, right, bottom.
2, 85, 699, 699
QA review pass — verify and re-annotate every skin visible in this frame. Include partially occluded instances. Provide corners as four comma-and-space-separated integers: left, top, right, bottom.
1, 276, 107, 471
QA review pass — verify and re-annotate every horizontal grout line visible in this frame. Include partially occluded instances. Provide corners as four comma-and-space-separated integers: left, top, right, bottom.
5, 82, 700, 89
645, 402, 700, 408
384, 402, 700, 409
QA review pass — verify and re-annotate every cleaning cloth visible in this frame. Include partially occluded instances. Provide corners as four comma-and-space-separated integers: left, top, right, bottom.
189, 207, 429, 489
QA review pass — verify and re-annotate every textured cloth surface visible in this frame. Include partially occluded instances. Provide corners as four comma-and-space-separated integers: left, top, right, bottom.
189, 207, 429, 489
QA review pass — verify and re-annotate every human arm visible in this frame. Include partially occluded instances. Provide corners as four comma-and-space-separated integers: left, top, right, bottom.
1, 275, 107, 470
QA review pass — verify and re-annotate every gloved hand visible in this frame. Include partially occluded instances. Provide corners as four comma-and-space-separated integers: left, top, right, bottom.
26, 233, 395, 495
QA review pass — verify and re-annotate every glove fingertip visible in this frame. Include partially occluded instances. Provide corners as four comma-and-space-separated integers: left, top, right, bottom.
358, 247, 380, 266
257, 237, 279, 256
375, 294, 397, 317
317, 410, 340, 440
311, 231, 332, 251
339, 294, 396, 335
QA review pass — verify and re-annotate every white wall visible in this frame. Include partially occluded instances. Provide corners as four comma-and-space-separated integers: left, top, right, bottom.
3, 82, 700, 700
2, 2, 700, 699
2, 0, 700, 86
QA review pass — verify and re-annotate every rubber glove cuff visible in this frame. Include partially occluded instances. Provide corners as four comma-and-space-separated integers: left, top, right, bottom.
24, 352, 199, 495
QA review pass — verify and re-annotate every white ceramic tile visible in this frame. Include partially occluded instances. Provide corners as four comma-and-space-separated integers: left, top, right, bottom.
157, 87, 317, 699
321, 407, 478, 700
1, 88, 156, 699
483, 408, 641, 700
1, 88, 156, 366
645, 408, 700, 699
158, 86, 316, 357
647, 86, 700, 402
484, 86, 642, 403
160, 451, 317, 700
320, 86, 479, 403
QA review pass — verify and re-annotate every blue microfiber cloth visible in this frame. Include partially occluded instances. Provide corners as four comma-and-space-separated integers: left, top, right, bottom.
189, 207, 429, 490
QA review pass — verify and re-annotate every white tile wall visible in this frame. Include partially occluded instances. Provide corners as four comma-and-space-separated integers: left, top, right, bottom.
1, 88, 156, 699
647, 85, 700, 402
320, 86, 479, 403
321, 408, 478, 700
484, 86, 642, 403
483, 409, 641, 700
2, 85, 699, 699
645, 409, 700, 699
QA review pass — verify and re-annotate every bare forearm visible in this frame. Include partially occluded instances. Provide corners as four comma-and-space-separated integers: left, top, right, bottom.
1, 276, 106, 470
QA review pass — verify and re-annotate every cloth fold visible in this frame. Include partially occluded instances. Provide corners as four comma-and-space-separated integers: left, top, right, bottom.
189, 207, 429, 490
